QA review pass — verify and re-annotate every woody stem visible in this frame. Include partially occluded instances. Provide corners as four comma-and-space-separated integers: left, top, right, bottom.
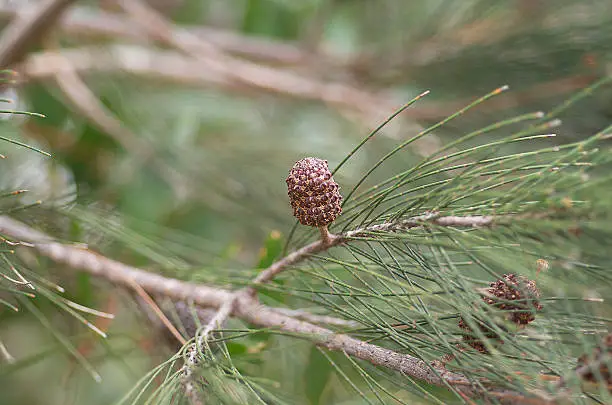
319, 225, 332, 246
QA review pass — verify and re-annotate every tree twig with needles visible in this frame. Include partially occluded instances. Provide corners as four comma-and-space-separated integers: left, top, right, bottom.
0, 213, 557, 403
251, 212, 498, 286
181, 294, 237, 404
269, 308, 360, 327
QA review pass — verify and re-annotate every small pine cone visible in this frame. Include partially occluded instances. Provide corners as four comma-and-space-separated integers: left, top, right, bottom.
485, 273, 543, 325
286, 157, 342, 227
458, 316, 504, 354
458, 274, 542, 353
576, 333, 612, 386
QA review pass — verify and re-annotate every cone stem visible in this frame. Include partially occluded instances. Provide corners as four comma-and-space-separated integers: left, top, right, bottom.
319, 225, 332, 245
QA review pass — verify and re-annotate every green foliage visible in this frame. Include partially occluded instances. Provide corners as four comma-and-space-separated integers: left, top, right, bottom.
2, 1, 612, 404
42, 79, 608, 405
304, 347, 333, 405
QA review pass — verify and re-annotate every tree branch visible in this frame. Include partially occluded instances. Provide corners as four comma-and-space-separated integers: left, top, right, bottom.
181, 293, 237, 405
41, 39, 189, 199
350, 213, 496, 234
250, 232, 343, 286
182, 343, 204, 405
1, 2, 596, 126
0, 214, 551, 403
0, 3, 318, 67
270, 308, 360, 328
252, 212, 497, 286
19, 45, 413, 139
0, 215, 232, 307
0, 0, 77, 68
102, 0, 400, 126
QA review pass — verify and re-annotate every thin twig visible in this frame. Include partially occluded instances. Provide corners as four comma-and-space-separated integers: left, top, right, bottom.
0, 215, 233, 306
235, 293, 468, 386
0, 340, 15, 364
48, 50, 146, 154
318, 225, 333, 246
17, 43, 599, 128
0, 3, 597, 82
270, 308, 360, 328
181, 291, 237, 402
0, 214, 555, 404
42, 39, 189, 199
348, 213, 496, 235
182, 344, 204, 405
252, 213, 498, 286
1, 2, 596, 128
20, 45, 397, 126
0, 0, 77, 68
250, 232, 343, 287
128, 278, 186, 345
198, 296, 235, 346
0, 3, 330, 68
233, 294, 551, 404
113, 0, 403, 130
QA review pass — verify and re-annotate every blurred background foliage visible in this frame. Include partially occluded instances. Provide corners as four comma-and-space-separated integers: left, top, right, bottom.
1, 0, 612, 404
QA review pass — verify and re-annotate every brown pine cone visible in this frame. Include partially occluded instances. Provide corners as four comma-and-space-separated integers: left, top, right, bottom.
485, 273, 542, 325
459, 274, 542, 353
576, 333, 612, 386
286, 157, 342, 227
458, 316, 505, 354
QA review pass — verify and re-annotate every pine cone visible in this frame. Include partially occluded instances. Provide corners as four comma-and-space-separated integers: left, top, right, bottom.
485, 273, 542, 325
286, 157, 342, 227
576, 333, 612, 386
458, 274, 542, 353
458, 316, 504, 354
